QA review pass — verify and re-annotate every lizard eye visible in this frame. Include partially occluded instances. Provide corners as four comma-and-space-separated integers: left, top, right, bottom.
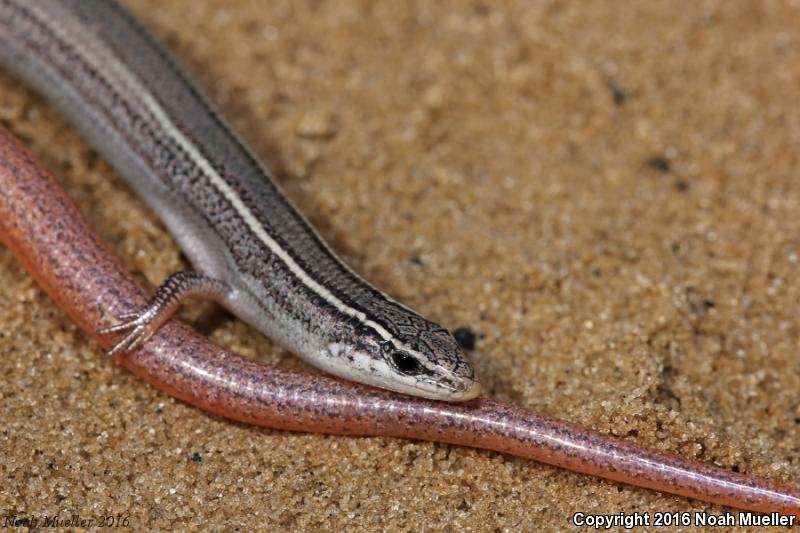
388, 349, 421, 375
391, 350, 420, 374
381, 342, 424, 375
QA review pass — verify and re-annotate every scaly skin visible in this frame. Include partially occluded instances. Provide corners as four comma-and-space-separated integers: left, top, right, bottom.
0, 125, 796, 518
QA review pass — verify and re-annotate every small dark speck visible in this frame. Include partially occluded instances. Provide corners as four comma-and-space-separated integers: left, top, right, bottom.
627, 429, 639, 437
473, 1, 489, 16
47, 462, 56, 470
646, 157, 671, 173
34, 449, 44, 457
686, 289, 716, 316
453, 326, 477, 351
675, 180, 689, 192
794, 417, 800, 425
190, 452, 203, 463
608, 81, 626, 106
409, 255, 424, 267
689, 298, 715, 315
732, 465, 740, 473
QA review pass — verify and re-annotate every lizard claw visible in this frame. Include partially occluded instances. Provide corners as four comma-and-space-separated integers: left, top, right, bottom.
98, 310, 158, 356
95, 272, 231, 357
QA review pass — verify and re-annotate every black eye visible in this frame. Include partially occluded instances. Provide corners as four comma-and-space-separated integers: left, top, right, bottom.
389, 350, 421, 375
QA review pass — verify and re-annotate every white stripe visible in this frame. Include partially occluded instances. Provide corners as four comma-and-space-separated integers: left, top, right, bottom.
39, 6, 398, 343
137, 91, 396, 342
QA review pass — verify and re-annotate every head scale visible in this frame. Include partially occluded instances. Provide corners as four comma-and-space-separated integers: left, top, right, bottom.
325, 304, 480, 401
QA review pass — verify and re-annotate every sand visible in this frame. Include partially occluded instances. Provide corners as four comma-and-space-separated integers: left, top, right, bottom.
0, 1, 798, 531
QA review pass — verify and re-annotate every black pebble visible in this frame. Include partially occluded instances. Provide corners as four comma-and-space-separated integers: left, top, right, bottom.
645, 157, 671, 173
190, 452, 203, 462
609, 81, 626, 106
453, 326, 477, 351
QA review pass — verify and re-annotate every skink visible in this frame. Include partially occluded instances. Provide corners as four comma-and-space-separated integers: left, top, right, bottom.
0, 0, 479, 401
0, 125, 797, 517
